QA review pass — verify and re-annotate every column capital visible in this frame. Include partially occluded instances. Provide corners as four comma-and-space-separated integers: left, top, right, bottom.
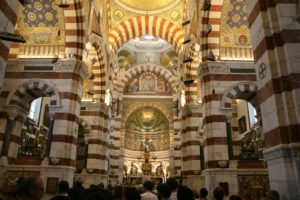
2, 105, 27, 120
53, 59, 88, 80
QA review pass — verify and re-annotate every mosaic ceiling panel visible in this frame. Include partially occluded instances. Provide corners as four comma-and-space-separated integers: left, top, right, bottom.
220, 0, 252, 47
23, 0, 58, 27
18, 0, 65, 46
111, 0, 183, 27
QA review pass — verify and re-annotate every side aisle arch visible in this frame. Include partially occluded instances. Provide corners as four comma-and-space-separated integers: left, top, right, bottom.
6, 79, 61, 110
220, 81, 258, 109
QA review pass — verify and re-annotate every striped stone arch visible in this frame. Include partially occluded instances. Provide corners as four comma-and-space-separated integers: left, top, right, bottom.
201, 0, 224, 60
64, 0, 85, 60
109, 16, 185, 53
220, 82, 258, 109
6, 80, 61, 110
87, 43, 106, 102
116, 64, 177, 93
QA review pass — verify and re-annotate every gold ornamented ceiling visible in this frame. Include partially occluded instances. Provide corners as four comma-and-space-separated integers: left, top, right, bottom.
111, 0, 184, 27
220, 0, 252, 48
17, 0, 65, 57
115, 0, 180, 14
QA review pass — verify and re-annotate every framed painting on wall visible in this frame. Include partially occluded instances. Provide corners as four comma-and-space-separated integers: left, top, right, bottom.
238, 115, 247, 134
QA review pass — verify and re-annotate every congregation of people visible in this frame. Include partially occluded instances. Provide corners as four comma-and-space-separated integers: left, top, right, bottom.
0, 176, 280, 200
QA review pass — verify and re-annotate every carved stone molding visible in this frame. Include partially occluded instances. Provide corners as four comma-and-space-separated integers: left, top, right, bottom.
2, 105, 27, 120
198, 61, 230, 77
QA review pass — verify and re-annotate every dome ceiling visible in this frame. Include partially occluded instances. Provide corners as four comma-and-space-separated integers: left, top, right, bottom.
111, 0, 184, 27
115, 0, 180, 14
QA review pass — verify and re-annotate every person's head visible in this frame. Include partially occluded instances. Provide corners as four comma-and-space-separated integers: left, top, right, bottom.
58, 180, 69, 194
266, 190, 279, 200
16, 176, 44, 200
213, 187, 224, 200
177, 186, 194, 200
143, 181, 154, 192
124, 187, 141, 200
82, 189, 108, 200
166, 177, 178, 192
229, 195, 242, 200
157, 184, 172, 199
199, 187, 208, 198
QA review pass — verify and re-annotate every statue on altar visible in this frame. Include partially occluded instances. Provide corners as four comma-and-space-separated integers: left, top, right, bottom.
155, 163, 164, 177
142, 138, 153, 153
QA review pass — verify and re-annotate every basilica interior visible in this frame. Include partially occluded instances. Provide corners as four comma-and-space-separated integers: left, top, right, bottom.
0, 0, 299, 199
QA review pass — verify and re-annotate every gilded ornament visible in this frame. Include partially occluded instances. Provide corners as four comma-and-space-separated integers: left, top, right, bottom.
34, 2, 43, 10
170, 10, 180, 21
232, 14, 241, 23
45, 12, 54, 21
28, 12, 36, 21
114, 9, 124, 21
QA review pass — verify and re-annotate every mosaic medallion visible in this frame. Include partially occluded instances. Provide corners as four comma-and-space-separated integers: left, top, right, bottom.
23, 0, 58, 27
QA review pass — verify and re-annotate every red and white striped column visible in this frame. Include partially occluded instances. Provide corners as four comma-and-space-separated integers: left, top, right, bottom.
247, 1, 300, 199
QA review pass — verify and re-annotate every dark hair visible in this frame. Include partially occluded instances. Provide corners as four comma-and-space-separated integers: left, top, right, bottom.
82, 190, 108, 200
15, 176, 44, 200
213, 187, 224, 200
157, 184, 172, 198
229, 195, 242, 200
166, 177, 178, 191
177, 186, 193, 200
58, 181, 69, 193
200, 187, 208, 198
143, 181, 154, 191
124, 187, 141, 200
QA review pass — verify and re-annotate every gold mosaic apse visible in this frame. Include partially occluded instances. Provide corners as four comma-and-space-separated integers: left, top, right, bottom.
124, 107, 170, 151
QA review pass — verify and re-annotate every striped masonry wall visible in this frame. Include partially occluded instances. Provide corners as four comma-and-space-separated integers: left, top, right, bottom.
203, 77, 257, 169
87, 46, 106, 102
0, 1, 20, 92
80, 102, 109, 176
181, 104, 202, 189
64, 0, 85, 60
185, 43, 200, 103
0, 59, 86, 167
199, 60, 257, 191
201, 0, 223, 61
108, 115, 122, 184
246, 1, 300, 198
172, 99, 182, 178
